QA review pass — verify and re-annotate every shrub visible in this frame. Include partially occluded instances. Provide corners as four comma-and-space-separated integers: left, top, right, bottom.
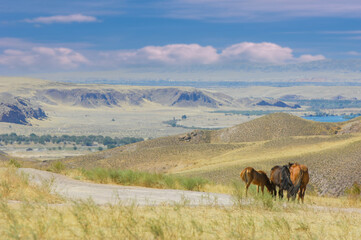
346, 182, 361, 199
49, 161, 66, 173
8, 159, 21, 168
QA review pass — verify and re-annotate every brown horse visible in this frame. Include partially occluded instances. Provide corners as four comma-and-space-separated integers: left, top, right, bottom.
240, 167, 274, 196
288, 163, 309, 203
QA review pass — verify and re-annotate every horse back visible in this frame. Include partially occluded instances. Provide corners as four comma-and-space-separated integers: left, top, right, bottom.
270, 166, 282, 186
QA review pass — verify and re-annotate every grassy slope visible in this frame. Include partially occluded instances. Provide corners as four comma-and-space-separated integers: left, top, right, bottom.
59, 113, 361, 196
212, 113, 338, 143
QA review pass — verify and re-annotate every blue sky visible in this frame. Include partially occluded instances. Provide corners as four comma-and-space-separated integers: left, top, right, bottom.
1, 0, 361, 75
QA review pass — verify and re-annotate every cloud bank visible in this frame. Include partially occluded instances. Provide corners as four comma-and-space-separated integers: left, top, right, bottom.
0, 39, 325, 73
0, 46, 89, 71
109, 42, 325, 65
24, 14, 98, 24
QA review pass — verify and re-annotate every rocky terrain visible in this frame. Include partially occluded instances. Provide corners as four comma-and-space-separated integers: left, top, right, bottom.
38, 87, 235, 108
0, 93, 46, 125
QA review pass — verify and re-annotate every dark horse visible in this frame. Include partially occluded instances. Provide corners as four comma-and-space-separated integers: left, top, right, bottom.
240, 167, 275, 197
270, 165, 302, 199
288, 163, 309, 203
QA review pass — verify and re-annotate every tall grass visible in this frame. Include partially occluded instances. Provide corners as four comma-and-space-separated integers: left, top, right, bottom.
0, 167, 63, 203
79, 168, 209, 191
0, 199, 360, 239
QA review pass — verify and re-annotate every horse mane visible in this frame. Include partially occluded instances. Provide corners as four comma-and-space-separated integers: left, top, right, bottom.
280, 165, 294, 191
271, 165, 281, 171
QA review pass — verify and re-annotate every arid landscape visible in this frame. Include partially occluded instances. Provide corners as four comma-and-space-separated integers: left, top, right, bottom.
0, 76, 359, 239
2, 1, 361, 237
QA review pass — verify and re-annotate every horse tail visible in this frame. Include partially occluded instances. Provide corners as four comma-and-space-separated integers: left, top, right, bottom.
290, 169, 304, 196
240, 169, 248, 184
281, 166, 293, 190
244, 169, 249, 184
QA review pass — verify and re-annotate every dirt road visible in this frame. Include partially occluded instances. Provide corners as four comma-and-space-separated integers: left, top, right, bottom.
19, 168, 234, 206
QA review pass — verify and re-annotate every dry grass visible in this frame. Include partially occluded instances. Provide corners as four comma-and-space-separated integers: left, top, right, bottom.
0, 197, 360, 239
213, 113, 339, 143
0, 167, 63, 204
62, 130, 361, 197
0, 163, 359, 239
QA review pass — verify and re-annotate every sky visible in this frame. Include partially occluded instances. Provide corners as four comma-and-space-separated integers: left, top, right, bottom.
1, 0, 361, 77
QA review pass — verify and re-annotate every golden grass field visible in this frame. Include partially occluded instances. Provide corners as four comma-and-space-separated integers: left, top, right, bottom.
0, 166, 360, 240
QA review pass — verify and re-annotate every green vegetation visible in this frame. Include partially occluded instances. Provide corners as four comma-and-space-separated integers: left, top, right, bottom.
8, 159, 21, 168
0, 133, 143, 149
79, 168, 209, 191
48, 161, 66, 174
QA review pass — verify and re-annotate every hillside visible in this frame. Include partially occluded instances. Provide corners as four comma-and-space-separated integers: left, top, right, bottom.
58, 113, 361, 196
0, 77, 238, 109
0, 93, 47, 125
212, 113, 338, 143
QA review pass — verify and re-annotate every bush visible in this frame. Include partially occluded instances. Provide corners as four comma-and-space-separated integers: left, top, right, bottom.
346, 182, 361, 198
49, 161, 66, 174
178, 177, 208, 191
8, 159, 21, 168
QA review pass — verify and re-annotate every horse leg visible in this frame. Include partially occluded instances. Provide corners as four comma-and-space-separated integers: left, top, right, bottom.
298, 187, 302, 203
261, 185, 265, 195
245, 182, 251, 197
301, 186, 306, 203
257, 185, 259, 193
279, 189, 283, 199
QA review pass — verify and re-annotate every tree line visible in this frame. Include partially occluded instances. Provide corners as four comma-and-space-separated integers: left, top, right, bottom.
0, 133, 144, 149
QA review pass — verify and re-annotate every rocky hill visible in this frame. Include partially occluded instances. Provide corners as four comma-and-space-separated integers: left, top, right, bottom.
38, 87, 236, 108
0, 94, 47, 125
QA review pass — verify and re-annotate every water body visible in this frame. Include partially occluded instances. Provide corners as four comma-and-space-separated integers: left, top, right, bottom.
302, 115, 359, 122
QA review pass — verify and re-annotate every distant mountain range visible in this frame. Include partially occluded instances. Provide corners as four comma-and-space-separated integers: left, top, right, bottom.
0, 77, 303, 125
31, 59, 361, 85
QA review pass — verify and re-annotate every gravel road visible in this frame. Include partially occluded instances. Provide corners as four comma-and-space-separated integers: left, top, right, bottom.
19, 168, 234, 206
17, 168, 361, 214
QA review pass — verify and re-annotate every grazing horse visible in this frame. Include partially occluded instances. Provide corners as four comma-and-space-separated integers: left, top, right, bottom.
240, 167, 274, 197
270, 165, 301, 199
288, 163, 309, 203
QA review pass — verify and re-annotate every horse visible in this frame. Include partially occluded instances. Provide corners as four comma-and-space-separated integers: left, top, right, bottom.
288, 163, 309, 203
270, 165, 301, 199
240, 167, 275, 197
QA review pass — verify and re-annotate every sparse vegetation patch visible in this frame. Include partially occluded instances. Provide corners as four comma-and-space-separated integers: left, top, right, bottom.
79, 168, 209, 191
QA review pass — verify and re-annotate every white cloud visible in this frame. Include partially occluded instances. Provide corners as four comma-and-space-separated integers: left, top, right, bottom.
0, 47, 89, 70
221, 42, 294, 64
24, 14, 98, 24
297, 54, 326, 62
103, 44, 219, 65
347, 51, 361, 56
0, 40, 324, 73
220, 42, 325, 64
